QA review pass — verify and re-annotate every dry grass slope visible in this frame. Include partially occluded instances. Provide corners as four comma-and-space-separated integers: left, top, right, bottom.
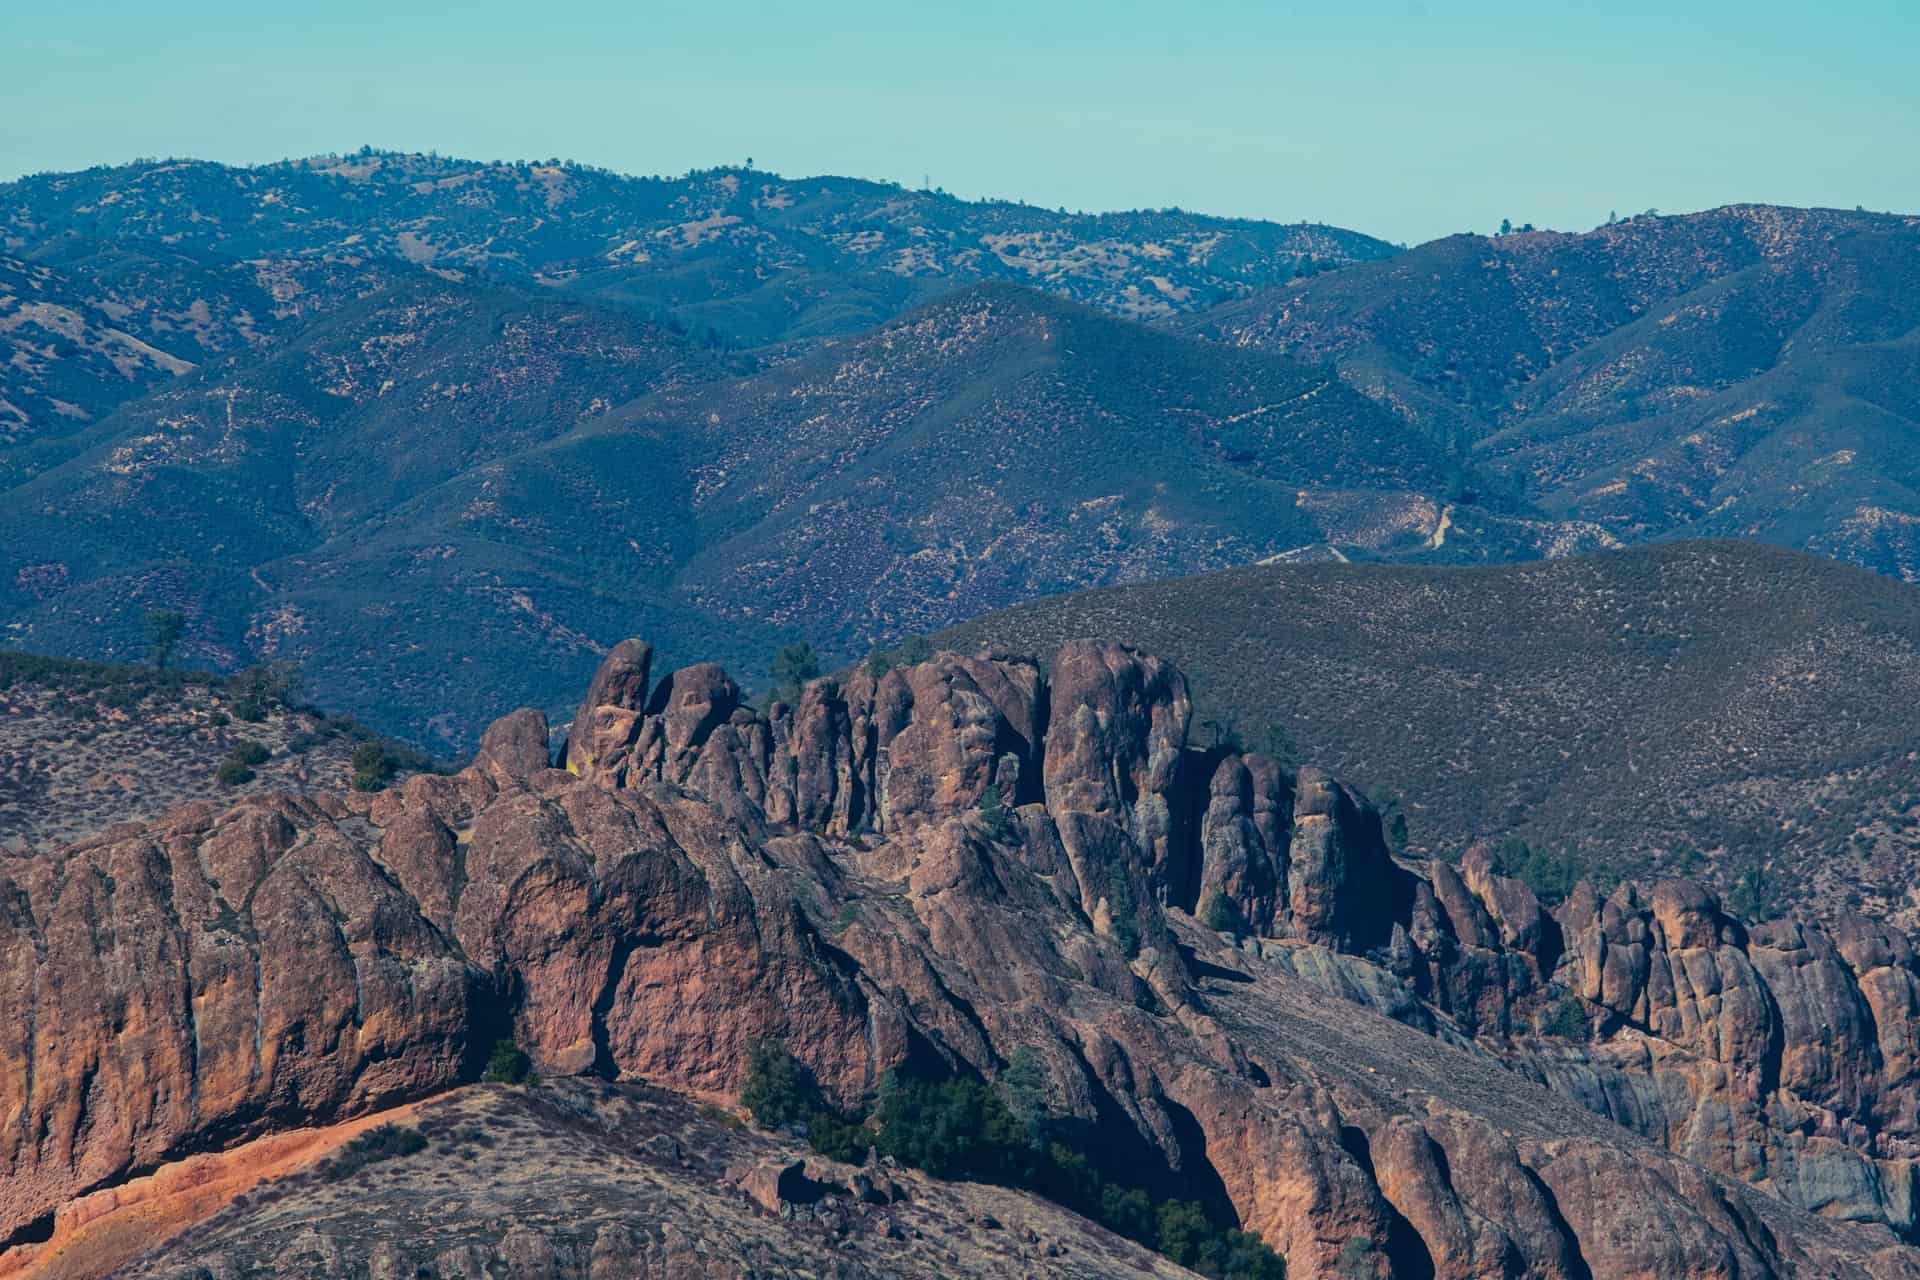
944, 539, 1920, 925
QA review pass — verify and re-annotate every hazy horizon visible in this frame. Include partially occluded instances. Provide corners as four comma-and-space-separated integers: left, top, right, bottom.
6, 0, 1917, 245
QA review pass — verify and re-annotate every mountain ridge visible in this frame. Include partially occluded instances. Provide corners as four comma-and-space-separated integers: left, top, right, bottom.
1190, 204, 1920, 579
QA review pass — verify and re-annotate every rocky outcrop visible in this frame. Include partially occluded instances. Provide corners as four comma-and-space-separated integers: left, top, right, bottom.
562, 638, 653, 779
4, 637, 1918, 1279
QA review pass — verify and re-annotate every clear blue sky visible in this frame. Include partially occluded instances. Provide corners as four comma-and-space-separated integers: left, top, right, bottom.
4, 0, 1916, 245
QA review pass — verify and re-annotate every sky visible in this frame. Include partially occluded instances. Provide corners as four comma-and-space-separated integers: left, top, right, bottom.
4, 0, 1917, 246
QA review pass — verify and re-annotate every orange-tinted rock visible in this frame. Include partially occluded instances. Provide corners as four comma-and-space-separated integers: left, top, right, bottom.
5, 638, 1919, 1280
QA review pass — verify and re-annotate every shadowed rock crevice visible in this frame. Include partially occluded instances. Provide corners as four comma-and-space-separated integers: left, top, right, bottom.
1518, 1164, 1595, 1280
1339, 1124, 1437, 1280
589, 938, 639, 1079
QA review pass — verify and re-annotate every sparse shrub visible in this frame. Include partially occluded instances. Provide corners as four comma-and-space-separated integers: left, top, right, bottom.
482, 1038, 531, 1084
318, 1124, 426, 1181
216, 739, 270, 785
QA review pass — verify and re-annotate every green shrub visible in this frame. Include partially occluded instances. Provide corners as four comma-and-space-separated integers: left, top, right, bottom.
482, 1038, 531, 1084
979, 781, 1012, 842
216, 739, 270, 785
1202, 715, 1244, 753
741, 1039, 815, 1129
896, 634, 934, 665
1495, 837, 1580, 904
1104, 869, 1142, 958
1366, 786, 1410, 853
352, 740, 397, 792
1256, 724, 1301, 774
872, 1072, 1032, 1183
228, 739, 271, 767
740, 1039, 870, 1163
1204, 892, 1247, 936
1727, 857, 1783, 921
739, 1043, 1286, 1278
227, 664, 297, 722
1538, 994, 1589, 1040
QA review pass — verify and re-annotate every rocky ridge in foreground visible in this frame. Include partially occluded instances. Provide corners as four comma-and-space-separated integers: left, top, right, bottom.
3, 639, 1919, 1277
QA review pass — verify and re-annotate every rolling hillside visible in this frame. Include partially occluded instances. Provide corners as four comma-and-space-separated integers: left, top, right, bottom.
1, 280, 1538, 747
942, 539, 1920, 926
1192, 205, 1920, 579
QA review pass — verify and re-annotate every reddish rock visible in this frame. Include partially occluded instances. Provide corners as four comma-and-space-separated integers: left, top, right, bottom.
4, 638, 1918, 1280
564, 639, 654, 779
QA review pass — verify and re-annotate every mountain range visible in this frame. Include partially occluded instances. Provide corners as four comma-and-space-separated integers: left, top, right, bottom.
1194, 205, 1920, 578
2, 155, 1917, 759
5, 148, 1920, 1280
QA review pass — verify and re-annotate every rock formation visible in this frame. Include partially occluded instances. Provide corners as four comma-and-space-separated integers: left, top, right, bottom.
3, 638, 1918, 1277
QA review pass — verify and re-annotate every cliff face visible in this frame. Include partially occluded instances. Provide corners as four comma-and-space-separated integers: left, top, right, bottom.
4, 640, 1919, 1277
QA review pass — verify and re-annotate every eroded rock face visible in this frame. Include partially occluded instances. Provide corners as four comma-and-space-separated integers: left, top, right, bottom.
1043, 641, 1193, 899
563, 639, 654, 779
5, 637, 1919, 1279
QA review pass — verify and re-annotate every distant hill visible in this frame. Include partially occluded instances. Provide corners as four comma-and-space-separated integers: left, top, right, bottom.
9, 162, 1920, 754
629, 283, 1588, 649
0, 280, 1550, 748
0, 275, 760, 745
942, 540, 1920, 927
1191, 204, 1920, 580
0, 150, 1395, 422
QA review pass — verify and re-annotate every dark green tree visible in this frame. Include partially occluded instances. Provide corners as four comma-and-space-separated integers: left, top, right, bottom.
768, 642, 821, 706
228, 663, 299, 721
144, 609, 185, 670
352, 740, 397, 792
483, 1038, 531, 1084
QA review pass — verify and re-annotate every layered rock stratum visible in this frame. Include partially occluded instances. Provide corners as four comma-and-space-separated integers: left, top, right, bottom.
4, 639, 1919, 1277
